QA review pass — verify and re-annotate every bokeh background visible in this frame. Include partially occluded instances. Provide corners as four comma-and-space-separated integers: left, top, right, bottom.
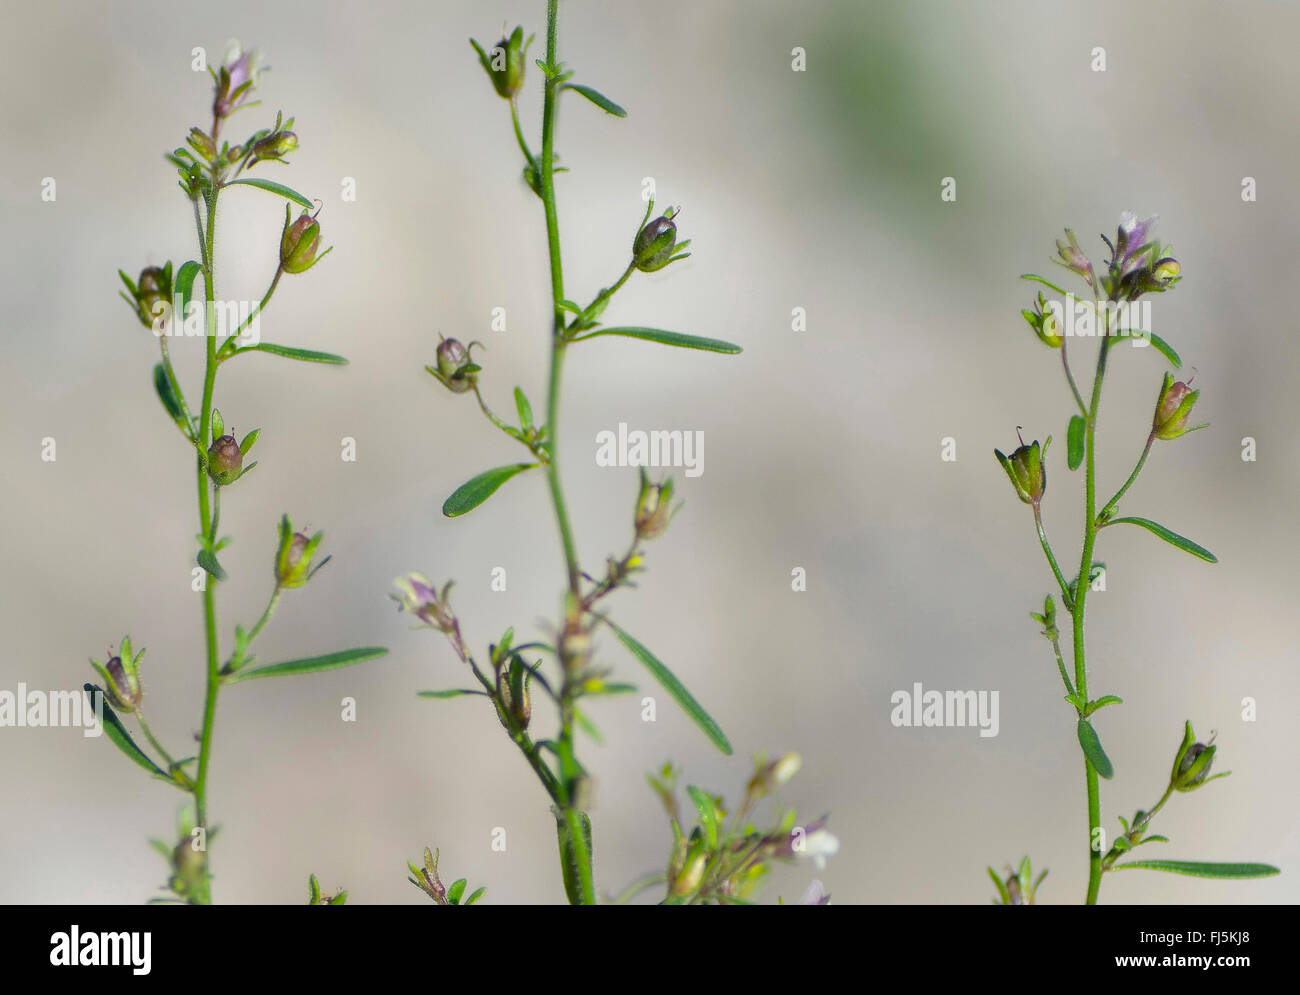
2, 0, 1296, 904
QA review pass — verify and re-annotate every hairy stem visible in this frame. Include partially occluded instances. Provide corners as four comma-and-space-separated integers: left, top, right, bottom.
538, 0, 595, 905
1075, 314, 1112, 905
192, 183, 222, 904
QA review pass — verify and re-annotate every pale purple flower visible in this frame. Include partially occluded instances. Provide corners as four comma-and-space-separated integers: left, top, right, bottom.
798, 879, 832, 905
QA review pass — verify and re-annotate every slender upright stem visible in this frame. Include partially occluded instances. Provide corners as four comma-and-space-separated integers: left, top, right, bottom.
538, 0, 595, 905
192, 184, 223, 903
1075, 316, 1112, 905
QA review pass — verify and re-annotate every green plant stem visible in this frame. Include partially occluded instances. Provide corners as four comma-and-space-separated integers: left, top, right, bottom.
1060, 337, 1088, 416
510, 99, 537, 171
157, 333, 195, 441
192, 184, 223, 903
135, 712, 180, 773
1075, 318, 1113, 905
538, 0, 595, 906
245, 586, 282, 646
1032, 504, 1072, 609
1097, 432, 1155, 523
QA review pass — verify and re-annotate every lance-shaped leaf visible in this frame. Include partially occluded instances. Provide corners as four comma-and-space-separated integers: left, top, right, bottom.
223, 177, 315, 209
1111, 860, 1280, 879
563, 83, 627, 117
442, 463, 538, 518
235, 342, 348, 365
1113, 329, 1182, 368
83, 684, 167, 778
1067, 415, 1085, 471
569, 326, 742, 354
1077, 718, 1114, 779
224, 646, 388, 684
417, 688, 486, 699
1107, 517, 1217, 563
1020, 273, 1069, 297
605, 619, 732, 755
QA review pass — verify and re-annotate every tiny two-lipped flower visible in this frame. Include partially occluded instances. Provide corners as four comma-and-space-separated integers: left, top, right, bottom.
212, 40, 265, 123
392, 573, 458, 634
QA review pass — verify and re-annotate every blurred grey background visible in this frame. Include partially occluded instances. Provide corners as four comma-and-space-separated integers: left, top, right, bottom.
1, 0, 1296, 904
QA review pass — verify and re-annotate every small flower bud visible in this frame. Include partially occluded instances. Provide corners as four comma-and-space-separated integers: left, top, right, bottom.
280, 207, 327, 274
392, 574, 457, 633
994, 431, 1048, 506
1153, 374, 1200, 440
1022, 292, 1063, 348
633, 206, 691, 273
473, 26, 531, 100
427, 336, 479, 393
496, 656, 532, 732
170, 835, 208, 899
249, 128, 298, 165
990, 856, 1046, 905
120, 264, 174, 330
187, 127, 218, 162
1170, 721, 1228, 792
91, 637, 145, 713
671, 848, 707, 897
1055, 229, 1095, 290
634, 470, 675, 540
207, 434, 243, 486
275, 515, 329, 588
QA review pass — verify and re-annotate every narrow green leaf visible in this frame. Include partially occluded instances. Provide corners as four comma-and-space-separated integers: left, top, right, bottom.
605, 619, 732, 755
308, 874, 321, 904
572, 326, 742, 354
225, 646, 388, 683
238, 342, 348, 365
153, 363, 185, 424
223, 177, 315, 209
1115, 329, 1182, 368
687, 785, 719, 849
83, 684, 166, 778
1020, 273, 1069, 296
987, 866, 1012, 905
563, 83, 628, 117
1112, 860, 1280, 879
1085, 694, 1124, 717
442, 463, 537, 518
1108, 517, 1217, 563
416, 688, 485, 699
1067, 414, 1085, 471
196, 549, 227, 582
514, 387, 533, 431
1077, 719, 1114, 779
465, 886, 486, 905
447, 879, 467, 905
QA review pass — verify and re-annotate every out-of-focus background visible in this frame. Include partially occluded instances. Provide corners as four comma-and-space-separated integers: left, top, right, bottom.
1, 0, 1296, 904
